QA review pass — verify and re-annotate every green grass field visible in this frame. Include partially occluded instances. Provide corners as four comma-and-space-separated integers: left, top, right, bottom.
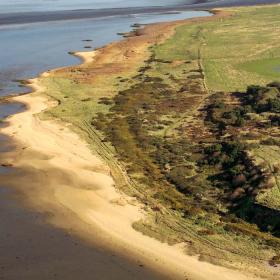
154, 5, 280, 92
239, 57, 280, 78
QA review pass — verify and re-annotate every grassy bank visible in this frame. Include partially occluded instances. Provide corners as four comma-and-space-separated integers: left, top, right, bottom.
155, 5, 280, 92
37, 5, 280, 278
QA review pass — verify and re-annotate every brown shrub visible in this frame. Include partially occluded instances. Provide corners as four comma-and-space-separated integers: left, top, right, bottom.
232, 174, 246, 187
230, 187, 245, 200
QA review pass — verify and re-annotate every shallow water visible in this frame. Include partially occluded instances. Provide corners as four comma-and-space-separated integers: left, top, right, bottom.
0, 102, 25, 118
0, 102, 24, 174
0, 134, 15, 153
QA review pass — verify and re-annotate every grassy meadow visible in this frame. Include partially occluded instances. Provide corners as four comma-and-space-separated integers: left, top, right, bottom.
154, 5, 280, 91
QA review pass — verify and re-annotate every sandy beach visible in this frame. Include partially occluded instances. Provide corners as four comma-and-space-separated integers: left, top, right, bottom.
0, 9, 269, 280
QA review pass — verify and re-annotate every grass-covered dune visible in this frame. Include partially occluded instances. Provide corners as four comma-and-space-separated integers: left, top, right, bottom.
37, 5, 280, 279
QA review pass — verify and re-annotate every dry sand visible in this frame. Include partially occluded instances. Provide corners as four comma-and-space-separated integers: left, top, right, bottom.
0, 10, 264, 280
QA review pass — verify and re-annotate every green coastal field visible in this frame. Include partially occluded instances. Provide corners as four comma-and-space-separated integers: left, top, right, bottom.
39, 5, 280, 278
155, 5, 280, 91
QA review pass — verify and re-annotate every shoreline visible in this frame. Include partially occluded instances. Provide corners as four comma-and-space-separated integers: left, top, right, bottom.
0, 8, 265, 280
1, 0, 280, 26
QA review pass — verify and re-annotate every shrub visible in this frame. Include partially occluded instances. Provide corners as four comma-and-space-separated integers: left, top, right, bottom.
270, 115, 280, 126
232, 174, 247, 187
267, 81, 280, 89
268, 98, 280, 113
98, 97, 113, 105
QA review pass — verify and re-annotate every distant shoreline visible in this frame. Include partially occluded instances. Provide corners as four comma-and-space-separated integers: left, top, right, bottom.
1, 0, 280, 26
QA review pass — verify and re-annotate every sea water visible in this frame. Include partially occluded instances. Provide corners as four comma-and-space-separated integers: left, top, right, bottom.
0, 0, 196, 13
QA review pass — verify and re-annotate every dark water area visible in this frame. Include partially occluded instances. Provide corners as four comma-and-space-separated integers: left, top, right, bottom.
0, 102, 25, 174
0, 0, 192, 13
0, 102, 24, 176
0, 165, 13, 174
0, 102, 25, 119
1, 0, 280, 14
1, 0, 280, 26
0, 134, 15, 153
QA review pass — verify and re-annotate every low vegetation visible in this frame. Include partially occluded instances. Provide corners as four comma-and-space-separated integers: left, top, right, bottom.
154, 6, 280, 92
